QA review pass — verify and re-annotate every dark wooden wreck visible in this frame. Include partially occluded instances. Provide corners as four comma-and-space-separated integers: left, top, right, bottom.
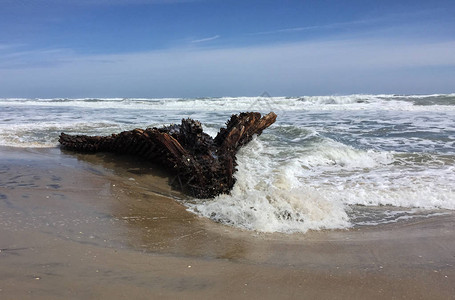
59, 112, 277, 198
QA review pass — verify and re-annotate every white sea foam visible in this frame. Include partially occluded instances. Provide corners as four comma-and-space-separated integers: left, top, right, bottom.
1, 95, 454, 232
188, 138, 351, 233
297, 139, 393, 170
293, 141, 455, 210
188, 137, 455, 233
0, 121, 131, 148
2, 94, 455, 112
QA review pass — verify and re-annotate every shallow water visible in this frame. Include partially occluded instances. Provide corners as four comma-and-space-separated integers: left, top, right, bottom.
2, 146, 455, 299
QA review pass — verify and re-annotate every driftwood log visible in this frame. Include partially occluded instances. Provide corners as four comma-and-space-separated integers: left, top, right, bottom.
59, 112, 277, 198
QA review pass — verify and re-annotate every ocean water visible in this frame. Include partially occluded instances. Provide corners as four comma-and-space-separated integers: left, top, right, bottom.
1, 94, 454, 233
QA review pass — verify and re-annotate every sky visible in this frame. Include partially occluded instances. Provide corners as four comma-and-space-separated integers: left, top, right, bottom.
0, 0, 454, 98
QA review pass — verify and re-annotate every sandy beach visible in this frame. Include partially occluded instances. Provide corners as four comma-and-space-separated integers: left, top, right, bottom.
1, 146, 454, 299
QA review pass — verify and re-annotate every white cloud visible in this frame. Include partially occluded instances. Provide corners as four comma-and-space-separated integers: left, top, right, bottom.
1, 37, 454, 97
191, 35, 220, 43
253, 20, 371, 35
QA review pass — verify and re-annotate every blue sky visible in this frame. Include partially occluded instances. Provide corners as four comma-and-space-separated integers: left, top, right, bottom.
0, 0, 454, 98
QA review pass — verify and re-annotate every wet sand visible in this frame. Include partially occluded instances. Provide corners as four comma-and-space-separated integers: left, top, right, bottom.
1, 146, 454, 299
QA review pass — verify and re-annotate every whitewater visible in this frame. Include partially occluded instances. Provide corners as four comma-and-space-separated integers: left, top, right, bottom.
1, 94, 454, 233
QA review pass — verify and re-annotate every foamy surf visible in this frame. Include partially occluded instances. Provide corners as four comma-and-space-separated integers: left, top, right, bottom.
1, 94, 454, 233
1, 94, 455, 112
187, 138, 351, 233
188, 136, 455, 233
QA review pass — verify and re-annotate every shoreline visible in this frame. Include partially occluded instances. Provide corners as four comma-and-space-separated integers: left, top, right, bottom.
1, 146, 454, 299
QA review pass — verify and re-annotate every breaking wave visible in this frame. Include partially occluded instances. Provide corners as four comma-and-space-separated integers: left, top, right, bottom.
188, 137, 455, 233
1, 94, 454, 233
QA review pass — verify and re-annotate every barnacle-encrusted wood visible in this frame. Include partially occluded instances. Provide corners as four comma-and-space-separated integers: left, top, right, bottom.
59, 112, 277, 198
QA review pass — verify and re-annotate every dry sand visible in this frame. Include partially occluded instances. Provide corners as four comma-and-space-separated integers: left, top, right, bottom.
1, 146, 454, 299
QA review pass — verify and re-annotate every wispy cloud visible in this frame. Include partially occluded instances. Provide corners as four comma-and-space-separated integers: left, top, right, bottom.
0, 47, 78, 69
252, 10, 436, 36
191, 35, 220, 43
253, 19, 371, 35
1, 36, 454, 97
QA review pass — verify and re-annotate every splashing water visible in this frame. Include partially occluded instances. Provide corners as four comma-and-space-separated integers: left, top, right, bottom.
1, 94, 454, 232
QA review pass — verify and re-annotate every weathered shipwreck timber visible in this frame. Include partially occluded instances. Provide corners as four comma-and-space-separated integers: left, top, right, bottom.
59, 112, 277, 198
